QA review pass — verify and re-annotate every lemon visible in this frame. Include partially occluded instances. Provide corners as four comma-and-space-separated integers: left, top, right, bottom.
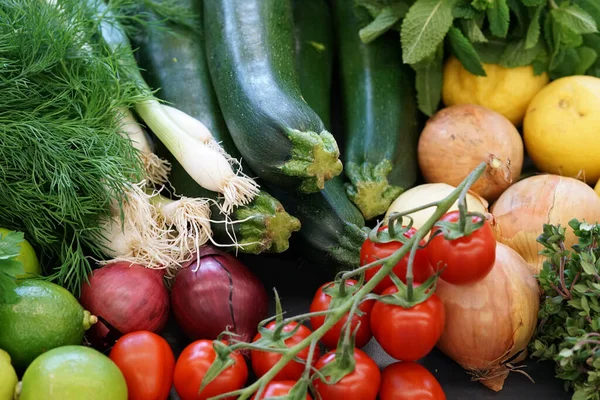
0, 228, 41, 279
0, 349, 18, 400
442, 56, 549, 126
595, 179, 600, 197
523, 75, 600, 184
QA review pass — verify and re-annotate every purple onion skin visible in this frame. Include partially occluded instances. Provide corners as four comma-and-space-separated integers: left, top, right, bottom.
171, 245, 269, 343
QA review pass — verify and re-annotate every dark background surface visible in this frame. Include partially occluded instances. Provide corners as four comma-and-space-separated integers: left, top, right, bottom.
162, 250, 572, 400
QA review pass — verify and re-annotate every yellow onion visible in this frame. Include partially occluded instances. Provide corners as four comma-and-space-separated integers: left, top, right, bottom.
491, 174, 600, 273
384, 183, 489, 237
435, 243, 539, 392
418, 104, 524, 202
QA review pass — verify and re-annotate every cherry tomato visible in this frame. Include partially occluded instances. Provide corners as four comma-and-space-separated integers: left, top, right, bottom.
427, 210, 496, 285
370, 285, 445, 361
173, 340, 248, 400
360, 226, 433, 294
312, 348, 380, 400
250, 381, 313, 400
251, 321, 313, 381
109, 331, 175, 400
309, 280, 374, 349
379, 362, 446, 400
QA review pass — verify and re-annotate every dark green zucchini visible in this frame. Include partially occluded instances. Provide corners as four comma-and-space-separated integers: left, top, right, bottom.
331, 0, 422, 220
203, 0, 343, 194
266, 0, 368, 272
133, 0, 300, 254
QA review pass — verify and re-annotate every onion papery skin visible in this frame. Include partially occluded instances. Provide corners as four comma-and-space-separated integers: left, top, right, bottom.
491, 174, 600, 273
171, 245, 269, 343
435, 243, 539, 392
418, 104, 523, 202
79, 262, 170, 349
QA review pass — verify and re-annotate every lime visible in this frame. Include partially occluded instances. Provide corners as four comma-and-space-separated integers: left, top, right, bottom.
17, 346, 127, 400
0, 349, 18, 400
0, 280, 97, 371
0, 228, 41, 279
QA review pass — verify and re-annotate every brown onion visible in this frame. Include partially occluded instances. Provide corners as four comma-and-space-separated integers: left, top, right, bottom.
491, 174, 600, 273
418, 104, 524, 202
435, 243, 539, 392
171, 245, 269, 343
79, 262, 170, 349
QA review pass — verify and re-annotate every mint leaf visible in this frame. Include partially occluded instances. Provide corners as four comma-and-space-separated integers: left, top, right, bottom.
522, 0, 544, 5
354, 0, 387, 17
574, 0, 600, 27
0, 230, 24, 260
487, 0, 510, 38
413, 45, 444, 116
526, 5, 544, 49
532, 48, 550, 74
507, 0, 527, 33
453, 0, 477, 18
472, 0, 490, 11
473, 38, 508, 63
460, 17, 488, 42
359, 3, 409, 43
0, 273, 19, 304
401, 0, 456, 64
561, 27, 584, 48
552, 3, 598, 35
499, 39, 544, 67
448, 26, 486, 75
583, 33, 600, 76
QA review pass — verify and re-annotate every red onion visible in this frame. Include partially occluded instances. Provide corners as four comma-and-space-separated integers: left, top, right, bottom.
171, 245, 269, 343
79, 262, 170, 348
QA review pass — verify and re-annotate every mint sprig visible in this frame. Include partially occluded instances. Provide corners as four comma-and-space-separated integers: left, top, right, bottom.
0, 230, 26, 304
355, 0, 600, 116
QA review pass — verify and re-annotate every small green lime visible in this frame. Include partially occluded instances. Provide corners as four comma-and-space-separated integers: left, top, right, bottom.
0, 349, 18, 400
0, 228, 41, 279
18, 346, 127, 400
0, 280, 97, 371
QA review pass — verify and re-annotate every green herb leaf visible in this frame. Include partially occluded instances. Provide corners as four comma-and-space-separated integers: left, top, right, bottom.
574, 46, 598, 74
0, 231, 25, 304
487, 0, 510, 38
500, 38, 544, 67
401, 0, 456, 64
526, 5, 544, 49
0, 231, 23, 260
447, 26, 486, 75
583, 33, 600, 76
573, 0, 600, 27
453, 0, 478, 18
473, 38, 509, 63
354, 0, 388, 18
460, 17, 488, 42
359, 3, 409, 43
471, 0, 490, 11
552, 3, 598, 35
522, 0, 544, 5
413, 45, 444, 116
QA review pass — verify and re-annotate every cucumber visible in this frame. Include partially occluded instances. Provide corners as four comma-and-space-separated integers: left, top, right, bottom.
203, 0, 343, 194
266, 0, 367, 272
331, 0, 422, 220
132, 1, 300, 254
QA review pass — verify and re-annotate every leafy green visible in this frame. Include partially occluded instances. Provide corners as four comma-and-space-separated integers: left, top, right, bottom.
552, 3, 598, 34
531, 220, 600, 399
359, 3, 409, 43
526, 5, 544, 48
499, 39, 545, 67
0, 231, 25, 304
447, 26, 486, 74
413, 45, 445, 115
460, 17, 488, 42
487, 0, 510, 38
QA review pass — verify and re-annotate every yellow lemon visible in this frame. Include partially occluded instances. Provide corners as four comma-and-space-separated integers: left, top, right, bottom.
442, 56, 549, 126
524, 76, 600, 184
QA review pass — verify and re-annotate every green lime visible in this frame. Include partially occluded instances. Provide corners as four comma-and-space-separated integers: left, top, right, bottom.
0, 349, 18, 400
0, 280, 97, 371
0, 228, 41, 279
17, 345, 127, 400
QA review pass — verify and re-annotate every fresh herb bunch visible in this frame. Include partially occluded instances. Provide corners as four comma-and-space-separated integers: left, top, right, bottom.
355, 0, 600, 115
0, 231, 25, 304
531, 219, 600, 400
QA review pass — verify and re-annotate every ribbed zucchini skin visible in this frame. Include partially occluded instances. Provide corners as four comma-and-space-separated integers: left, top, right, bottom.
268, 0, 368, 272
133, 0, 300, 254
331, 0, 422, 220
203, 0, 343, 194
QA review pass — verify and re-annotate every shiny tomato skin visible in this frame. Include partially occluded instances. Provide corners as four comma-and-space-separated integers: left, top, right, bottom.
370, 286, 445, 361
360, 226, 433, 294
379, 362, 446, 400
251, 322, 313, 381
250, 381, 313, 400
313, 348, 380, 400
309, 280, 374, 349
109, 331, 175, 400
173, 340, 248, 400
428, 210, 496, 285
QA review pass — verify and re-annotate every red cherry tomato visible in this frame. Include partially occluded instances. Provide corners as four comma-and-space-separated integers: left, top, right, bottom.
250, 381, 313, 400
309, 280, 374, 349
251, 322, 313, 381
370, 285, 445, 361
173, 340, 248, 400
109, 331, 175, 400
360, 226, 433, 294
312, 348, 380, 400
379, 362, 446, 400
427, 210, 496, 285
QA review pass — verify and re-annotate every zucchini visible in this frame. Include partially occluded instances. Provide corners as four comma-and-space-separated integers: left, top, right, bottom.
133, 1, 300, 254
203, 0, 343, 194
331, 0, 422, 220
266, 0, 368, 272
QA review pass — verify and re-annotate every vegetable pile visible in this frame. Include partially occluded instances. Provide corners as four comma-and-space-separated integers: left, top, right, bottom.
1, 0, 600, 399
